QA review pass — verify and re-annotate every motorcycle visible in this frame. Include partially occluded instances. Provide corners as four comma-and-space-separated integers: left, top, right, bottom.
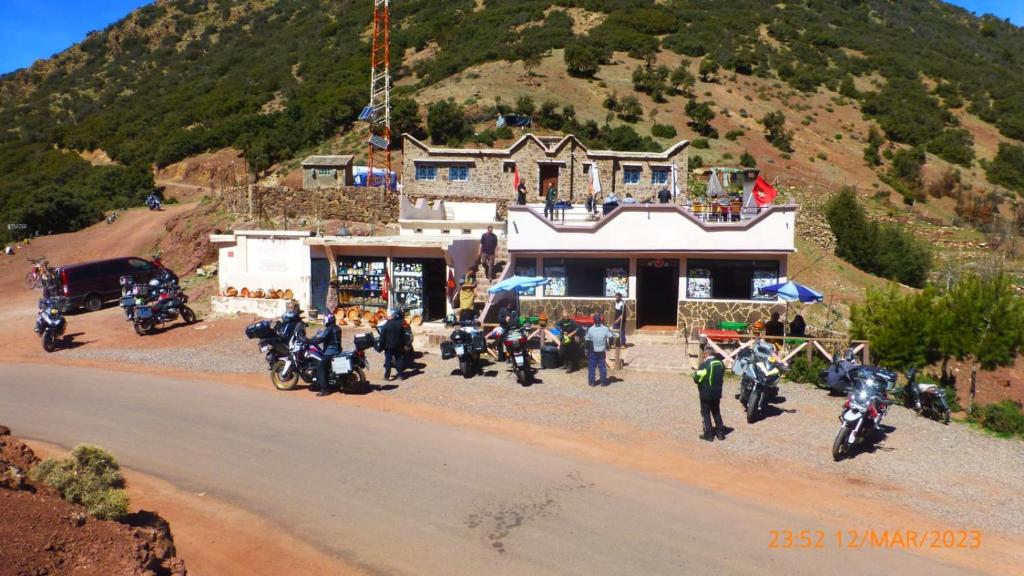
832, 366, 897, 461
734, 342, 788, 423
247, 321, 375, 393
901, 367, 951, 425
131, 281, 195, 335
146, 194, 162, 211
35, 297, 68, 352
502, 322, 533, 385
818, 348, 860, 394
442, 316, 487, 378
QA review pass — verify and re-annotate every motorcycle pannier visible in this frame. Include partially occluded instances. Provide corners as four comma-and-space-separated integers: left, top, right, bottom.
354, 332, 375, 352
245, 320, 275, 340
471, 332, 487, 353
331, 354, 353, 375
440, 341, 456, 360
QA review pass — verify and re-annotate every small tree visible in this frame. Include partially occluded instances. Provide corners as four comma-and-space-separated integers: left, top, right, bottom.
698, 57, 719, 82
426, 99, 471, 145
564, 40, 607, 78
670, 63, 695, 96
685, 99, 716, 136
391, 97, 425, 140
760, 111, 793, 153
617, 95, 643, 123
863, 127, 884, 166
739, 150, 756, 167
522, 51, 543, 78
515, 95, 536, 117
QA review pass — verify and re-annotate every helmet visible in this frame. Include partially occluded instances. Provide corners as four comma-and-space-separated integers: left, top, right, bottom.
281, 311, 298, 323
844, 349, 856, 362
324, 313, 336, 326
754, 341, 774, 357
148, 279, 161, 288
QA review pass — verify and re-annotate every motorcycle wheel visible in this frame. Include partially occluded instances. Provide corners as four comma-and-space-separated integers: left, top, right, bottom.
41, 330, 56, 353
746, 390, 761, 423
134, 318, 155, 336
342, 367, 369, 393
832, 426, 849, 461
270, 360, 299, 391
941, 407, 951, 425
515, 365, 531, 386
181, 306, 197, 324
460, 357, 474, 378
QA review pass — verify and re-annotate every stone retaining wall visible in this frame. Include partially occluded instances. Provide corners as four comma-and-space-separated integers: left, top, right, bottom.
677, 300, 781, 337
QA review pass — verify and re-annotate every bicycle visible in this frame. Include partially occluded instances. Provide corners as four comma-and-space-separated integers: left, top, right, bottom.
26, 257, 53, 290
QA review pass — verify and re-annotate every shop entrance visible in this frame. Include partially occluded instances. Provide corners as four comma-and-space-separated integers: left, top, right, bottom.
392, 257, 448, 322
637, 259, 679, 328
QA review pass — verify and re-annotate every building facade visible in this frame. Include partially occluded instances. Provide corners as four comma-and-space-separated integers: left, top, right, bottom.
505, 203, 798, 337
401, 134, 689, 203
301, 155, 354, 189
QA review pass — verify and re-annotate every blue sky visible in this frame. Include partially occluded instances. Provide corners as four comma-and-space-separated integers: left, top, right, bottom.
0, 1, 1022, 75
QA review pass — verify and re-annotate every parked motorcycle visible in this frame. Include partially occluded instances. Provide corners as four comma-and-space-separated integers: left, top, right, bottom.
442, 316, 487, 378
132, 279, 195, 335
247, 321, 375, 393
901, 367, 951, 425
734, 341, 788, 423
818, 348, 860, 394
35, 297, 68, 352
146, 193, 162, 211
832, 366, 897, 461
503, 322, 533, 385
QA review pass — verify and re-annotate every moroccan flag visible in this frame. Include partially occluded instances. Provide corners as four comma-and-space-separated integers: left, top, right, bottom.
446, 269, 457, 300
513, 164, 521, 193
753, 175, 778, 207
380, 270, 391, 303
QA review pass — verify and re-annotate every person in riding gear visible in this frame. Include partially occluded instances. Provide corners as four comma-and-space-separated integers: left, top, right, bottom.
379, 309, 407, 381
310, 314, 342, 396
693, 352, 727, 441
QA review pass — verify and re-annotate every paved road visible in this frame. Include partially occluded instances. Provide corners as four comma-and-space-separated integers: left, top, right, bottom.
0, 364, 980, 576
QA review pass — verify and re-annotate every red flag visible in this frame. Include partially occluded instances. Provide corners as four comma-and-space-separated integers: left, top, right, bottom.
512, 164, 521, 193
380, 270, 390, 303
753, 175, 778, 207
446, 269, 457, 300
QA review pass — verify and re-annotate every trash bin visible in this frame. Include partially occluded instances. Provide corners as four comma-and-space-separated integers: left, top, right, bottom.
540, 344, 561, 369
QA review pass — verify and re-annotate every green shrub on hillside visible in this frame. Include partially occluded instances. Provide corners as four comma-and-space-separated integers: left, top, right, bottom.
787, 356, 828, 385
651, 123, 677, 139
825, 187, 932, 287
985, 143, 1024, 195
927, 128, 975, 167
969, 401, 1024, 438
30, 445, 130, 521
426, 100, 471, 146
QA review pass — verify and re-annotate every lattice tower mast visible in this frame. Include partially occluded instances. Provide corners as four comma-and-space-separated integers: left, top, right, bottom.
366, 0, 392, 190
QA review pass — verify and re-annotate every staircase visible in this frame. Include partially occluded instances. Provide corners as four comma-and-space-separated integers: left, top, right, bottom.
476, 238, 510, 325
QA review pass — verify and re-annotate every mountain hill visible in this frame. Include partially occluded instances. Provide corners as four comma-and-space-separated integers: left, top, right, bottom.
3, 0, 1024, 245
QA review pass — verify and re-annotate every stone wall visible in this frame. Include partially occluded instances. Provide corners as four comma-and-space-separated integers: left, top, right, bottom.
519, 298, 637, 334
221, 185, 399, 224
677, 300, 781, 337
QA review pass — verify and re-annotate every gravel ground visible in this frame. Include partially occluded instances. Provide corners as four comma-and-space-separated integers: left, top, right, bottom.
65, 333, 1024, 536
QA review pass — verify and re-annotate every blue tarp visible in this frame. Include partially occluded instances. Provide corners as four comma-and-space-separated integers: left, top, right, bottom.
487, 276, 548, 294
352, 166, 399, 190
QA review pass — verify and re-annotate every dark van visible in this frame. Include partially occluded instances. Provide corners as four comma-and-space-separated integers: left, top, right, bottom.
56, 257, 164, 312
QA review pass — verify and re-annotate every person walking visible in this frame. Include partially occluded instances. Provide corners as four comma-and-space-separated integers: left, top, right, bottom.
555, 313, 581, 373
544, 183, 558, 220
379, 309, 407, 381
584, 313, 613, 386
693, 352, 727, 441
613, 293, 627, 347
479, 226, 499, 280
309, 314, 342, 396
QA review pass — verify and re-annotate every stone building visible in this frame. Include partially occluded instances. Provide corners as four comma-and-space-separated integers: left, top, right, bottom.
301, 155, 354, 189
401, 134, 689, 202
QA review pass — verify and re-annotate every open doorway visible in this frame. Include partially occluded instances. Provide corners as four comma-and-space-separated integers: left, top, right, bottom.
538, 164, 559, 198
636, 259, 679, 328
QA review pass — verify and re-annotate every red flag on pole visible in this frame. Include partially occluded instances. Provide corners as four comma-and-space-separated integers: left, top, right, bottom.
512, 164, 521, 193
380, 270, 390, 303
753, 175, 778, 207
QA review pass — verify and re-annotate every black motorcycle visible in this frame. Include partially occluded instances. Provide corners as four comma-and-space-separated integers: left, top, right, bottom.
247, 321, 374, 393
131, 282, 195, 335
734, 344, 787, 423
35, 297, 68, 353
502, 323, 533, 385
832, 367, 896, 461
818, 349, 859, 394
303, 335, 374, 393
901, 367, 951, 425
442, 316, 487, 378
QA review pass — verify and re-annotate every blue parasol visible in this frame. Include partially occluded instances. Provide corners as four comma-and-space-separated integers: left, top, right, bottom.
487, 276, 549, 294
758, 280, 824, 303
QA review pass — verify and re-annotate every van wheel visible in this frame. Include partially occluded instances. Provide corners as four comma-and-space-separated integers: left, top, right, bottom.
84, 293, 103, 312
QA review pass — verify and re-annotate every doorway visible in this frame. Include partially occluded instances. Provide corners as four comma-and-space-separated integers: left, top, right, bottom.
310, 258, 330, 317
637, 259, 679, 328
421, 259, 447, 321
538, 164, 560, 198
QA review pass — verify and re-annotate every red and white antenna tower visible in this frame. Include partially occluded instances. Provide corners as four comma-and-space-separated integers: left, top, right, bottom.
364, 0, 392, 190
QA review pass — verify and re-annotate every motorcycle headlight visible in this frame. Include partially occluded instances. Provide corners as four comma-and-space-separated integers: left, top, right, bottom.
260, 344, 271, 353
50, 308, 59, 315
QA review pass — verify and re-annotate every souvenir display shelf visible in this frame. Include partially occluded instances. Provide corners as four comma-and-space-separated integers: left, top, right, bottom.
392, 260, 424, 312
335, 257, 387, 308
